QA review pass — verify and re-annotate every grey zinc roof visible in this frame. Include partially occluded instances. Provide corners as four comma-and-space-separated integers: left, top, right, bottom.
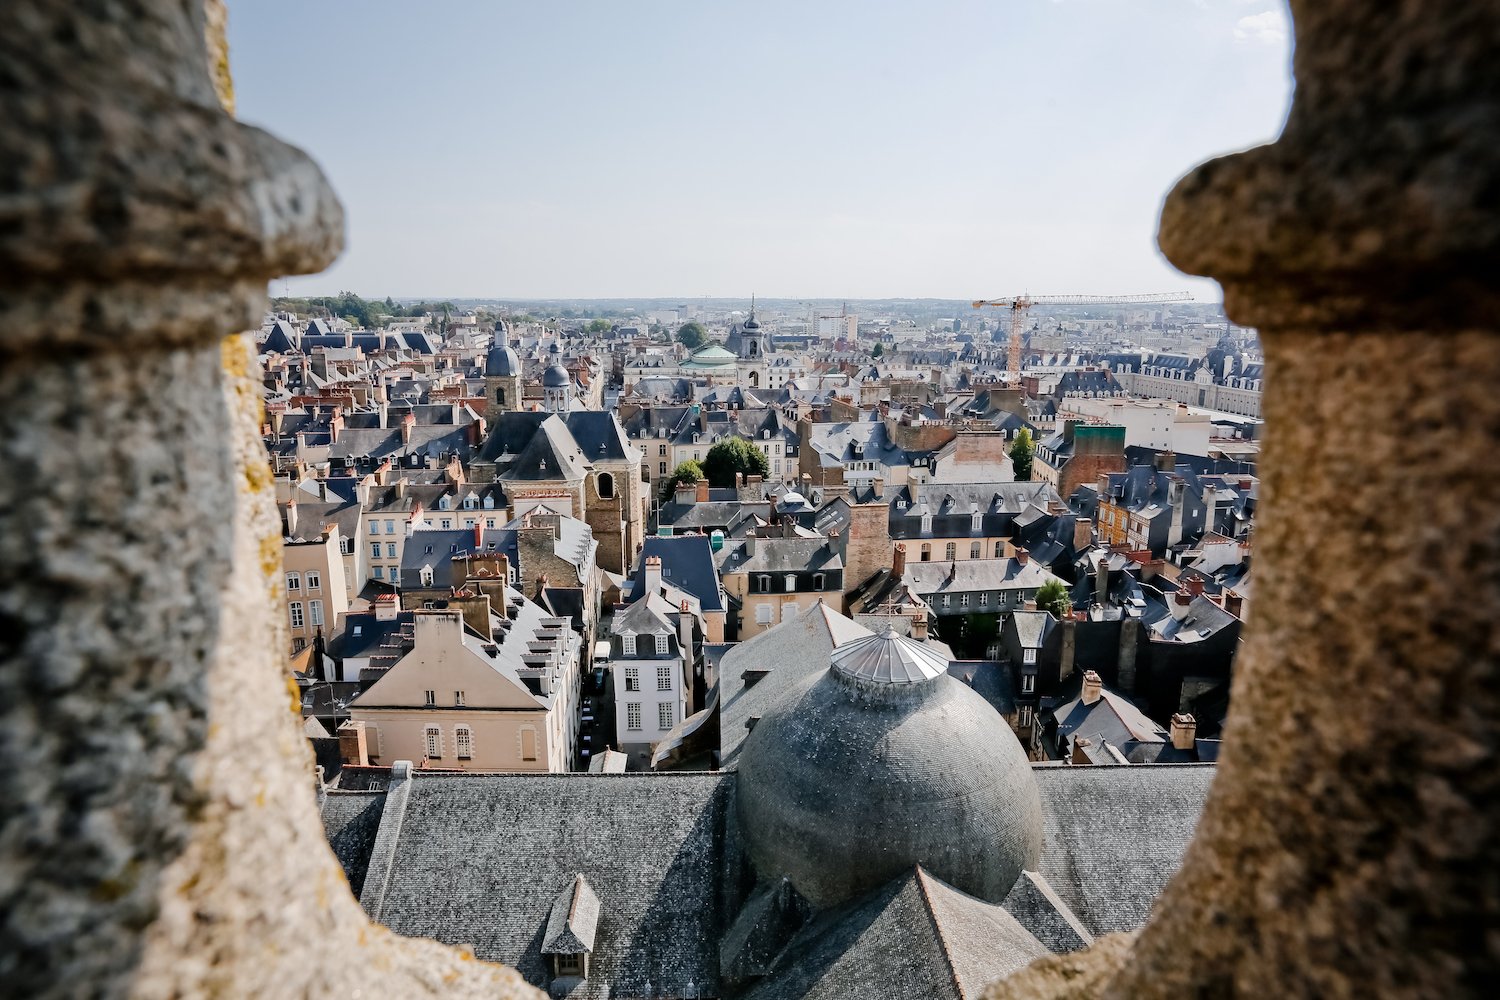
716, 536, 844, 576
905, 557, 1060, 595
364, 772, 732, 1000
830, 626, 950, 684
1032, 764, 1215, 936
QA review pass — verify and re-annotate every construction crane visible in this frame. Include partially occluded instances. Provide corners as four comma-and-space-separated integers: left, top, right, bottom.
971, 291, 1194, 376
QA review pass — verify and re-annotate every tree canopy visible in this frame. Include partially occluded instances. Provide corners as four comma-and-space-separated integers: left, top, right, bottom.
1035, 578, 1071, 619
676, 321, 708, 350
662, 459, 705, 498
871, 341, 884, 358
1009, 427, 1035, 482
587, 318, 613, 334
701, 438, 769, 488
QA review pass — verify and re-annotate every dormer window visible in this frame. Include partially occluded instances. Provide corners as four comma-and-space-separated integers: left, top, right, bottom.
438, 495, 450, 510
419, 566, 434, 587
622, 633, 636, 656
483, 495, 494, 510
654, 633, 668, 655
784, 574, 796, 592
463, 496, 476, 510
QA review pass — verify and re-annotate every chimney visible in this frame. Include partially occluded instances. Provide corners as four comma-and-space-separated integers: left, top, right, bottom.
1015, 547, 1029, 566
1225, 591, 1244, 618
395, 477, 407, 499
1172, 591, 1194, 620
338, 720, 370, 767
1082, 670, 1103, 706
270, 409, 285, 436
695, 479, 710, 503
735, 472, 744, 488
1184, 576, 1205, 597
644, 556, 663, 595
284, 500, 298, 537
375, 457, 392, 486
743, 535, 756, 559
892, 543, 907, 578
374, 594, 399, 622
1238, 478, 1253, 491
782, 518, 797, 539
401, 410, 415, 445
1170, 713, 1198, 751
328, 407, 344, 444
1074, 516, 1093, 552
748, 474, 763, 488
1154, 449, 1175, 472
378, 401, 388, 428
468, 417, 486, 448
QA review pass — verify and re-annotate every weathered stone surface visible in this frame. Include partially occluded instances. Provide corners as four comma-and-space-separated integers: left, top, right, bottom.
0, 2, 343, 354
988, 1, 1500, 997
1158, 3, 1500, 331
0, 2, 539, 996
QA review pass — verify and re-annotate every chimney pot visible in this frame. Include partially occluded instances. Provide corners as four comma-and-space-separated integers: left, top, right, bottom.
1170, 713, 1198, 751
1082, 670, 1103, 706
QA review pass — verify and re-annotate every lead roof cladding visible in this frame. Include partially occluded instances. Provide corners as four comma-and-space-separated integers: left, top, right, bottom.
735, 635, 1043, 910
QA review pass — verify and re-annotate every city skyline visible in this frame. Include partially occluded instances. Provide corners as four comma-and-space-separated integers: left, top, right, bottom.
230, 1, 1293, 302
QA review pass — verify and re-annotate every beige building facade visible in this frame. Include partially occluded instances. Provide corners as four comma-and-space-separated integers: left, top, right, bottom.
349, 609, 579, 772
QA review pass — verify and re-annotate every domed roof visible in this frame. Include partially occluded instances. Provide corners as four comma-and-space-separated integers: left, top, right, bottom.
485, 344, 520, 377
736, 631, 1043, 909
542, 363, 571, 388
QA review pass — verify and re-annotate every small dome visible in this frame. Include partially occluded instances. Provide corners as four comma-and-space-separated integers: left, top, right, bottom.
830, 625, 948, 684
542, 363, 571, 388
736, 632, 1043, 909
485, 345, 520, 377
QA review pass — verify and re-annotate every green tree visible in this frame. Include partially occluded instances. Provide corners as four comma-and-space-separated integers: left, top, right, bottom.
701, 438, 770, 489
1009, 427, 1035, 482
871, 341, 884, 358
662, 459, 705, 498
587, 318, 613, 334
676, 321, 708, 350
1035, 578, 1071, 619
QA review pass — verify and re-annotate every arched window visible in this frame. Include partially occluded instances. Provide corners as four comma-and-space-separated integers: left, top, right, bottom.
945, 542, 957, 561
424, 726, 442, 760
495, 386, 506, 405
970, 541, 981, 559
995, 540, 1004, 558
920, 543, 932, 562
455, 726, 473, 760
597, 472, 615, 499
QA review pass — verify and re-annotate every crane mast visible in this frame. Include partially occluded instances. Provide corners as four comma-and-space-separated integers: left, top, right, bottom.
970, 291, 1194, 376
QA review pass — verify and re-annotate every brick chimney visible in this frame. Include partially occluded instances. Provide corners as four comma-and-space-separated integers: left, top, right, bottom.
329, 405, 344, 444
1082, 669, 1103, 706
374, 593, 399, 622
1170, 713, 1197, 751
1184, 576, 1206, 597
643, 555, 663, 595
338, 720, 370, 767
1015, 547, 1029, 566
375, 457, 392, 486
695, 479, 710, 503
892, 543, 907, 578
400, 410, 415, 445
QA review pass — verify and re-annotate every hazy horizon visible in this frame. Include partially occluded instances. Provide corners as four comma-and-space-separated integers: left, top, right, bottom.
231, 1, 1293, 303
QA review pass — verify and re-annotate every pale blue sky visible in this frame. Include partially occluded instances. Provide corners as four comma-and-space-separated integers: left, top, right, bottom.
228, 1, 1293, 301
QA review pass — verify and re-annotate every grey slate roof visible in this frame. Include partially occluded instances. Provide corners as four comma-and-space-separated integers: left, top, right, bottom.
1001, 870, 1094, 953
743, 868, 1048, 1000
320, 791, 387, 898
542, 874, 601, 955
1032, 764, 1215, 935
500, 416, 591, 483
718, 603, 871, 769
362, 772, 732, 1000
629, 535, 725, 613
